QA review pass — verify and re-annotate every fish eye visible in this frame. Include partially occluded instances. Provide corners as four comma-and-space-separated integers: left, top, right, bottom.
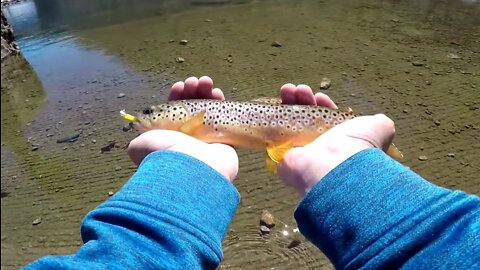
143, 108, 153, 115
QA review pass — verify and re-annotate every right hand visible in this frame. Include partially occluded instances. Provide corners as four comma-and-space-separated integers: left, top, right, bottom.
278, 84, 396, 196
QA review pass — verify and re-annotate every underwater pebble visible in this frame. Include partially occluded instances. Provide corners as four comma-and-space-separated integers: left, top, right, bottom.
418, 155, 428, 161
259, 225, 270, 235
320, 78, 331, 90
271, 41, 282, 47
32, 218, 42, 226
260, 210, 275, 228
287, 239, 301, 249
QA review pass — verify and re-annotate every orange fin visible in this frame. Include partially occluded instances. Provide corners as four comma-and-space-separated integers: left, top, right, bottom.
180, 111, 205, 136
265, 155, 278, 175
387, 143, 404, 161
265, 141, 293, 174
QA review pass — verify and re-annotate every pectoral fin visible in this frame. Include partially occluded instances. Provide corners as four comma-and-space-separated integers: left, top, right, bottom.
180, 111, 206, 136
387, 143, 404, 161
265, 141, 293, 174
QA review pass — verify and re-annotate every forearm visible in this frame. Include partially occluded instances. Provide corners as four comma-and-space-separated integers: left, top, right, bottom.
295, 148, 480, 269
24, 151, 240, 270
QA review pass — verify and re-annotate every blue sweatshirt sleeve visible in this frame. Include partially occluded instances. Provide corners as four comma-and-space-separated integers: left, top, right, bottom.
295, 148, 480, 270
23, 150, 240, 270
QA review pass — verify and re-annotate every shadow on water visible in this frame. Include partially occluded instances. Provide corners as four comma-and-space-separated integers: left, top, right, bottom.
1, 0, 479, 269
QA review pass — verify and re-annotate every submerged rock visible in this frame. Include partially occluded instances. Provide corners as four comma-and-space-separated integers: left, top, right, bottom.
32, 218, 42, 226
260, 210, 275, 228
320, 78, 331, 90
418, 155, 428, 161
271, 41, 282, 47
259, 225, 270, 235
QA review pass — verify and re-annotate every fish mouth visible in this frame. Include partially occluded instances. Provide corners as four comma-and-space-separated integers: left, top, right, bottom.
120, 109, 138, 122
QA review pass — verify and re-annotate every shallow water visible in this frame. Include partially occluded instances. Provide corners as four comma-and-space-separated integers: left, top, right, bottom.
2, 0, 479, 269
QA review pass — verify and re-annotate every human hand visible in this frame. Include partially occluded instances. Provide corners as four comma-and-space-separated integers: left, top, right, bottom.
127, 76, 238, 181
277, 84, 396, 196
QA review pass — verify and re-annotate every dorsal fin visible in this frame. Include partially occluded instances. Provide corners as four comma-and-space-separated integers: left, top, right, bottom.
251, 97, 283, 105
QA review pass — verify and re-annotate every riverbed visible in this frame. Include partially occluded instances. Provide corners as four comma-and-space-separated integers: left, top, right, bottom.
1, 0, 479, 269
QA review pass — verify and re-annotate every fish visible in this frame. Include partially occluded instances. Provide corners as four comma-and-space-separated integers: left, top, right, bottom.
120, 99, 404, 172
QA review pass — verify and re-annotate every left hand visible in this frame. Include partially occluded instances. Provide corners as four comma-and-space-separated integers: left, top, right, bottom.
127, 76, 238, 182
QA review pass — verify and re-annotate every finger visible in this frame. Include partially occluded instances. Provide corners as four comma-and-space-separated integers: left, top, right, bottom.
197, 76, 215, 99
211, 88, 226, 100
314, 92, 338, 109
168, 81, 185, 101
183, 77, 199, 99
295, 84, 316, 105
280, 83, 297, 104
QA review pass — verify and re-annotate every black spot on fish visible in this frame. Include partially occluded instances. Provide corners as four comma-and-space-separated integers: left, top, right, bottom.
143, 108, 153, 115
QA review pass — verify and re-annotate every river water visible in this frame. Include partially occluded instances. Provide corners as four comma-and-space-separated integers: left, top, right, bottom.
1, 0, 479, 269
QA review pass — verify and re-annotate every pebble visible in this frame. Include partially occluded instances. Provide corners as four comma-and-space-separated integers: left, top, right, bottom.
115, 166, 122, 171
31, 146, 39, 151
320, 78, 331, 90
117, 93, 126, 98
287, 239, 301, 249
91, 139, 97, 144
403, 109, 409, 114
175, 57, 185, 63
108, 191, 114, 196
434, 120, 441, 126
179, 40, 188, 45
260, 210, 275, 228
412, 61, 424, 67
418, 155, 428, 161
447, 53, 461, 59
32, 218, 42, 226
447, 153, 456, 158
271, 41, 282, 47
259, 225, 271, 235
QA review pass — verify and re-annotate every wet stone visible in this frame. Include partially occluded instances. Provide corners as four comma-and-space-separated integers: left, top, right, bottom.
31, 146, 39, 151
447, 153, 456, 158
179, 40, 188, 45
412, 61, 424, 67
259, 225, 271, 235
108, 191, 114, 196
175, 57, 185, 63
434, 120, 441, 126
32, 218, 42, 226
418, 155, 428, 161
271, 41, 282, 47
117, 93, 126, 98
320, 78, 331, 90
403, 109, 409, 114
91, 139, 97, 144
287, 239, 301, 249
260, 210, 275, 228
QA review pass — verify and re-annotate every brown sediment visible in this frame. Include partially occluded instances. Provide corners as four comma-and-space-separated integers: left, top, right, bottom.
2, 0, 479, 269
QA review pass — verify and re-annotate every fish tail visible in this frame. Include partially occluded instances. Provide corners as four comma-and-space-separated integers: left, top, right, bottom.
387, 143, 404, 161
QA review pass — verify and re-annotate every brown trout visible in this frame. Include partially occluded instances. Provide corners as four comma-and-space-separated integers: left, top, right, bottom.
121, 99, 403, 171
